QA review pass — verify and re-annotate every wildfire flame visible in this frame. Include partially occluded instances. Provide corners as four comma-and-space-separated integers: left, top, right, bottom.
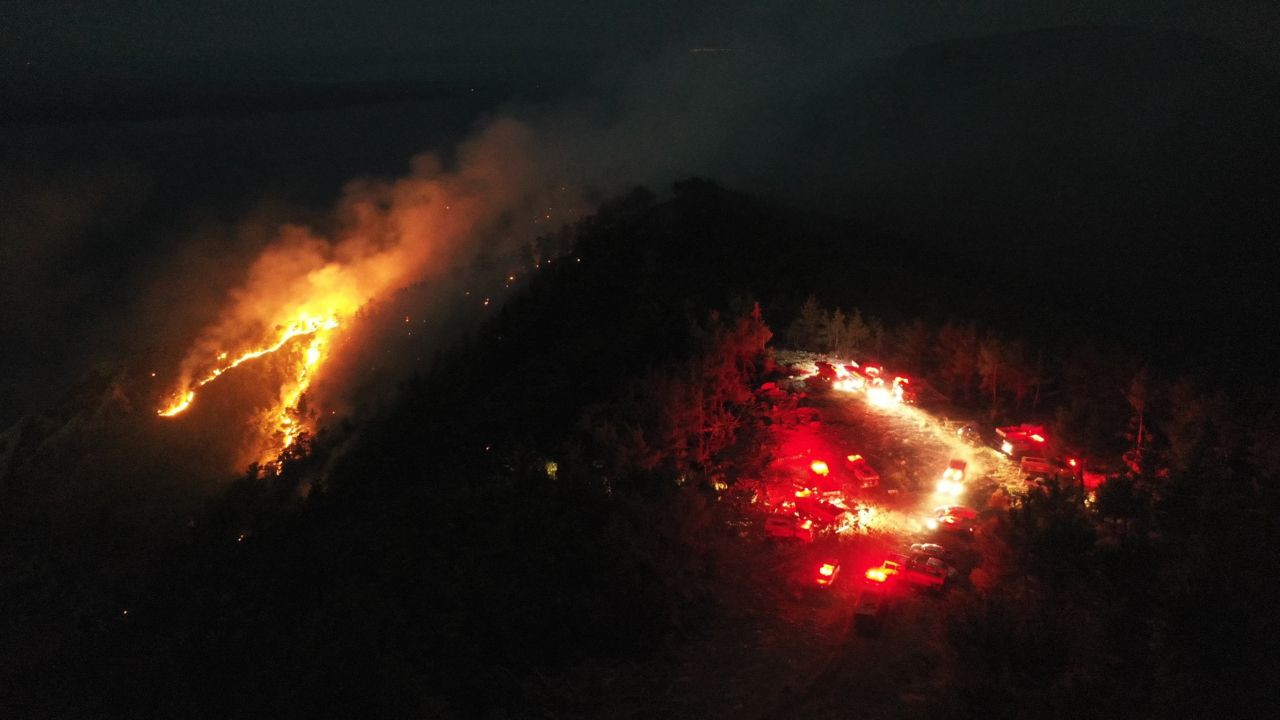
157, 312, 343, 461
152, 118, 557, 469
158, 314, 339, 415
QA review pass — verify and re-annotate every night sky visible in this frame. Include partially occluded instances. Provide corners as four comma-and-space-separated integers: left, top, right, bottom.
6, 1, 1277, 80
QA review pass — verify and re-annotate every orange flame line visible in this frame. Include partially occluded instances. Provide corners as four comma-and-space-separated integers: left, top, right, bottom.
157, 316, 339, 417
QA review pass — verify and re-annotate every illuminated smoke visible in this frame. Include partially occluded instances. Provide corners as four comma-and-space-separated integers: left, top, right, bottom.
156, 118, 561, 466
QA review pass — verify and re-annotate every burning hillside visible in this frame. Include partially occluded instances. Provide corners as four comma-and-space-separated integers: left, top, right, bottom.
152, 118, 582, 468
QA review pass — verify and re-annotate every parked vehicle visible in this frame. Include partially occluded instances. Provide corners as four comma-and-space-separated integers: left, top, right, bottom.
867, 552, 946, 591
937, 458, 967, 497
815, 559, 841, 588
764, 514, 815, 542
854, 584, 889, 636
956, 424, 983, 447
930, 506, 977, 534
845, 453, 881, 489
996, 424, 1049, 458
795, 496, 850, 528
1019, 456, 1053, 475
1021, 456, 1073, 482
910, 542, 954, 563
815, 362, 838, 382
934, 505, 978, 521
905, 555, 948, 591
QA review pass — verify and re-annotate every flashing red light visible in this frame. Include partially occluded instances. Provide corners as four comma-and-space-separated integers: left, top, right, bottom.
810, 460, 830, 476
819, 563, 836, 577
1031, 433, 1046, 443
847, 454, 863, 462
1068, 458, 1078, 467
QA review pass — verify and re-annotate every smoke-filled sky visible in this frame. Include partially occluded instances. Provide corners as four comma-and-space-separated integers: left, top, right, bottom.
2, 0, 1278, 428
5, 1, 1278, 78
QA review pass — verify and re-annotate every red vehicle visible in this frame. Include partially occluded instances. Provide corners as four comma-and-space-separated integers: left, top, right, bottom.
1082, 460, 1113, 491
845, 453, 881, 489
905, 554, 948, 591
764, 514, 815, 542
815, 362, 838, 382
929, 505, 978, 534
815, 559, 841, 587
1020, 456, 1072, 480
934, 505, 978, 520
833, 364, 868, 392
996, 424, 1049, 458
933, 515, 974, 534
794, 496, 850, 529
864, 559, 900, 585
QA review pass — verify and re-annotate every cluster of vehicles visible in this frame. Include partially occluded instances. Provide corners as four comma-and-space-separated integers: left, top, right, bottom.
762, 448, 884, 543
955, 421, 1093, 487
809, 360, 914, 407
763, 492, 871, 542
801, 537, 960, 637
764, 354, 1142, 645
852, 541, 960, 635
790, 496, 974, 637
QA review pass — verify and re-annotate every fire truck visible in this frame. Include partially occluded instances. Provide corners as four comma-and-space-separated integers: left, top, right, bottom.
995, 424, 1049, 459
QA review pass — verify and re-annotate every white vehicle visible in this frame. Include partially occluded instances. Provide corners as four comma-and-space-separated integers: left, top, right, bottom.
910, 542, 954, 562
936, 459, 967, 498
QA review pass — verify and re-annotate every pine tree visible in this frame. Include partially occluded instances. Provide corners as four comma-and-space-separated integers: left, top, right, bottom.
785, 295, 827, 349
